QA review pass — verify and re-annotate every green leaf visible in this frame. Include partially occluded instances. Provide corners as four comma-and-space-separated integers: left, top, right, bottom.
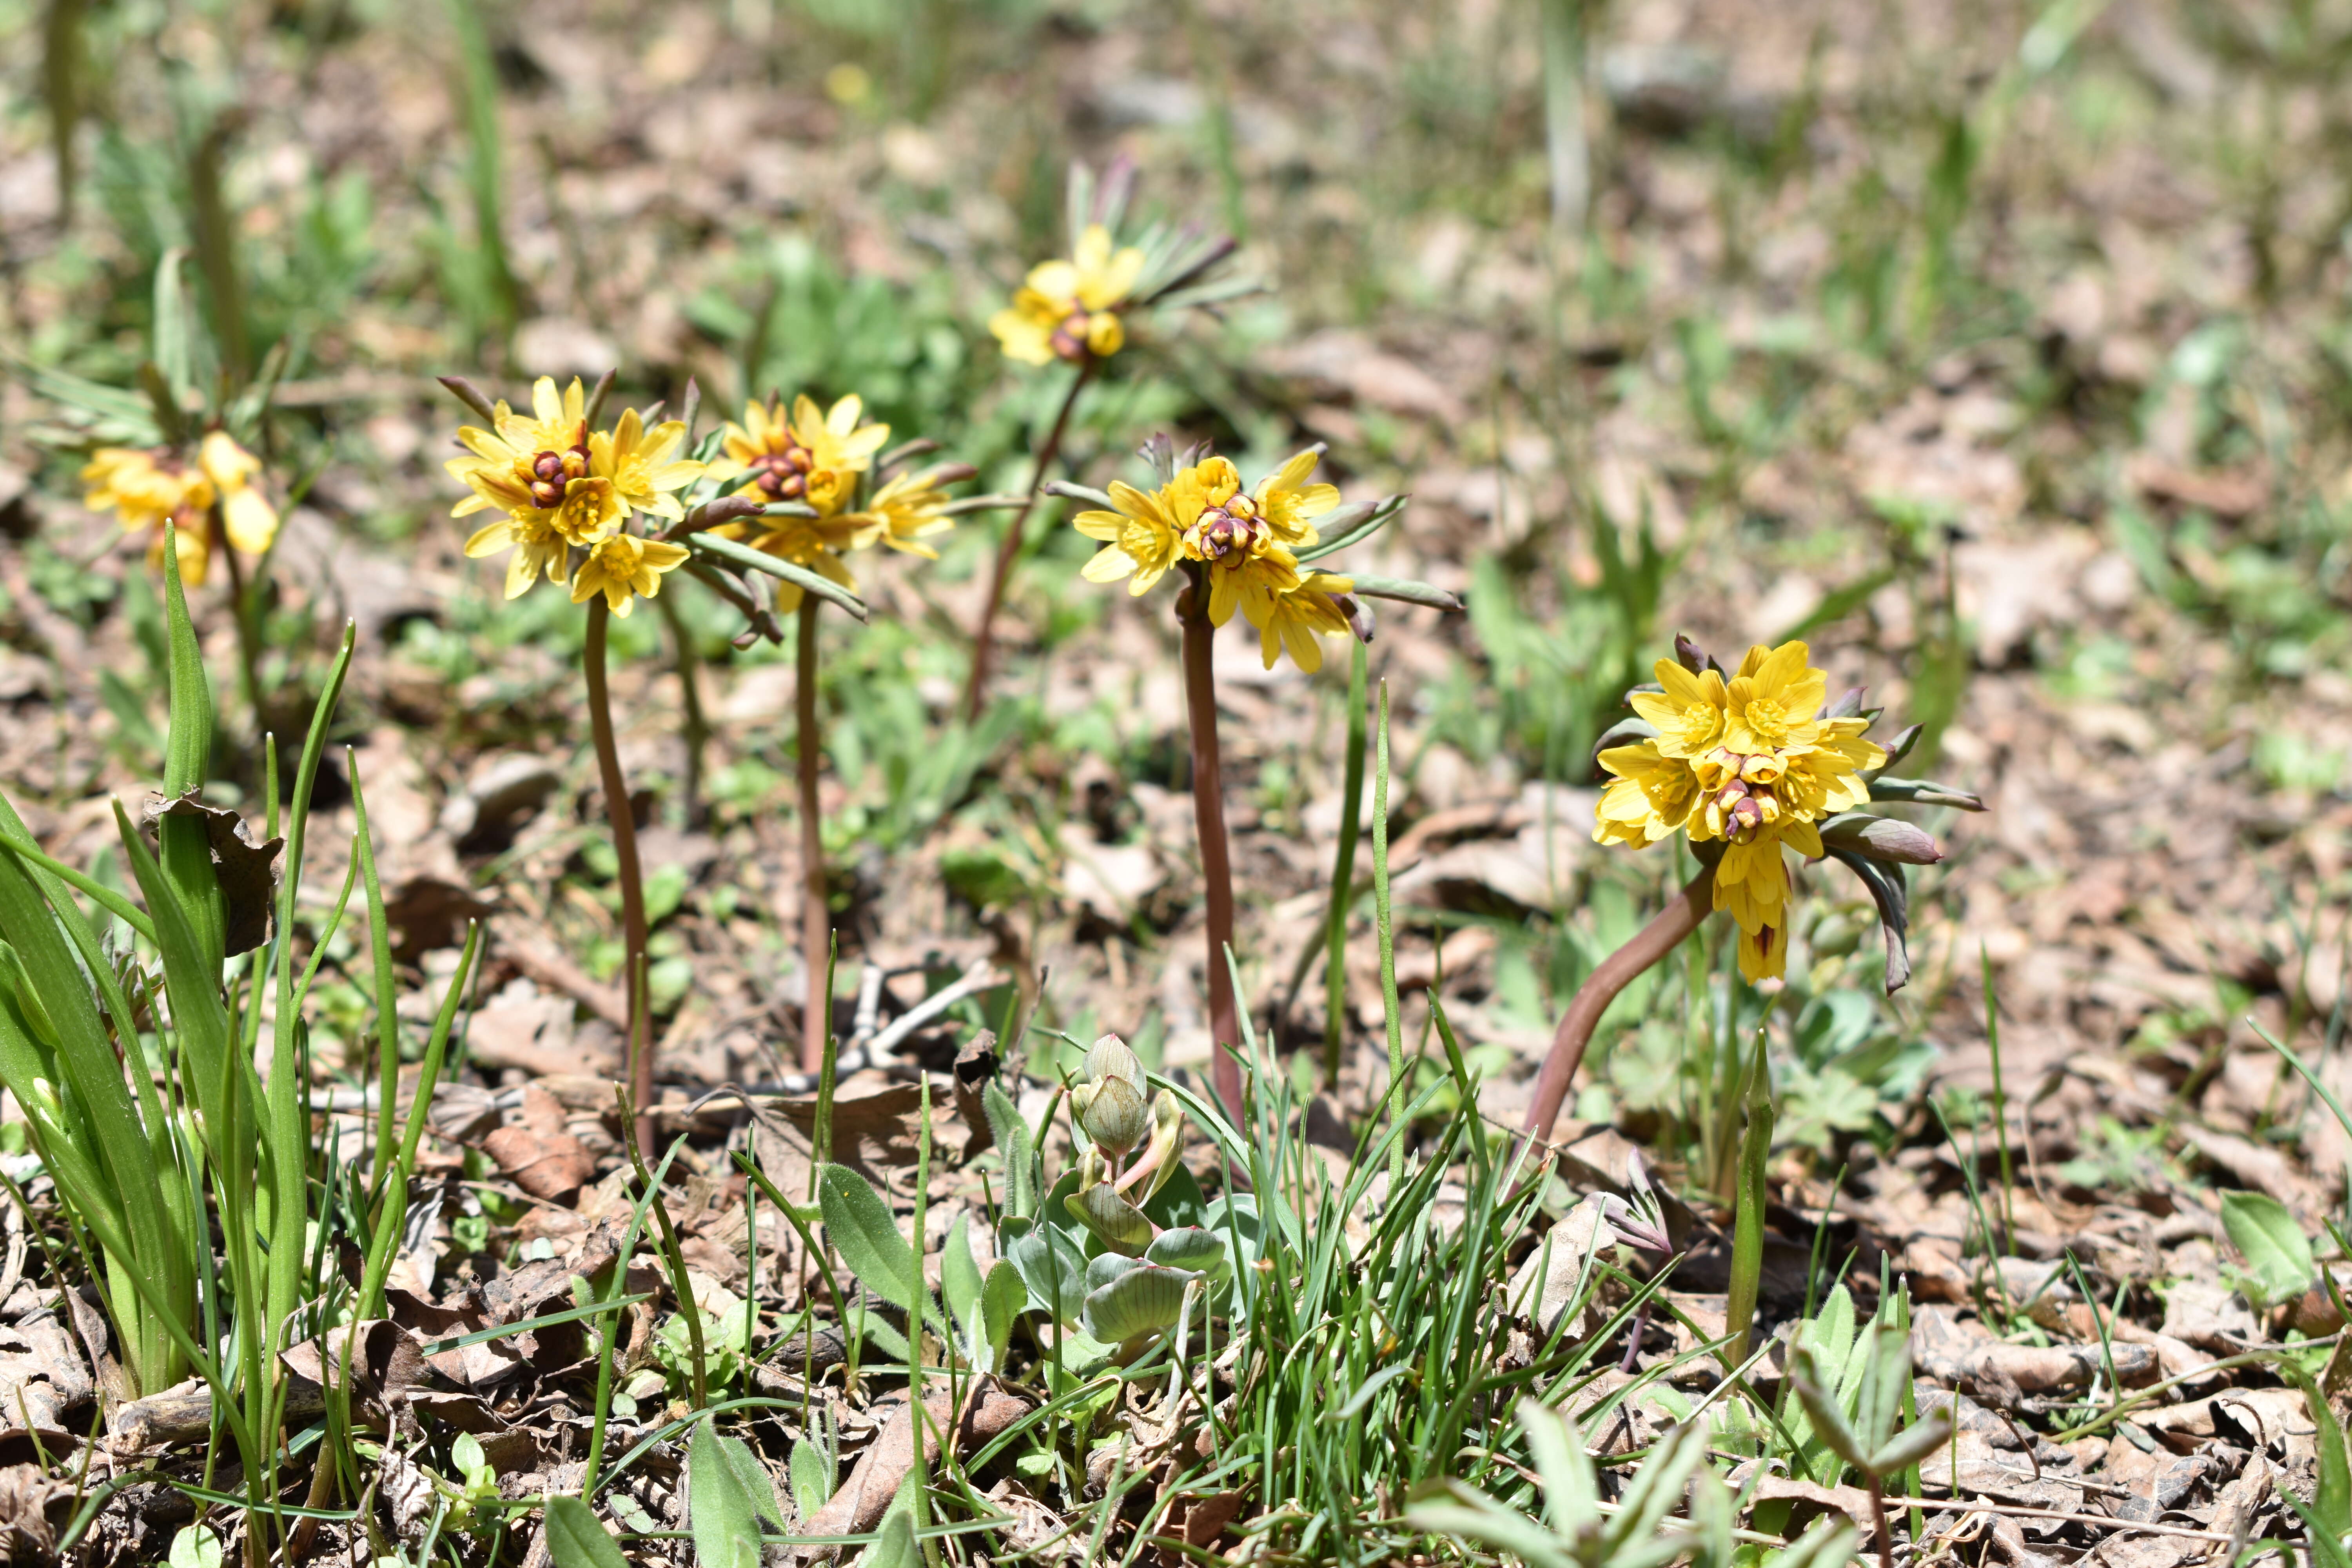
980, 1259, 1024, 1370
941, 1212, 984, 1341
2221, 1189, 2315, 1308
788, 1436, 833, 1521
2280, 1362, 2352, 1539
862, 1503, 919, 1568
1007, 1223, 1087, 1324
982, 1080, 1035, 1220
155, 536, 223, 973
1772, 1518, 1861, 1568
167, 1524, 223, 1568
1140, 1160, 1209, 1230
541, 1497, 629, 1568
819, 1164, 920, 1316
1144, 1227, 1228, 1279
1789, 1358, 1870, 1475
1066, 1182, 1154, 1253
1080, 1262, 1194, 1345
1865, 1405, 1955, 1478
689, 1417, 783, 1568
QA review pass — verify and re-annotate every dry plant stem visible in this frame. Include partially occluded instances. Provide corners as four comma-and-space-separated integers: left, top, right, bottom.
962, 361, 1091, 721
1177, 572, 1244, 1123
1519, 861, 1718, 1152
797, 598, 829, 1073
583, 601, 654, 1158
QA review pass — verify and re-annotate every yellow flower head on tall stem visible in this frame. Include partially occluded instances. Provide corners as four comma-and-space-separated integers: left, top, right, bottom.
570, 533, 690, 617
991, 224, 1146, 367
1594, 638, 1900, 982
1076, 445, 1381, 672
711, 394, 888, 511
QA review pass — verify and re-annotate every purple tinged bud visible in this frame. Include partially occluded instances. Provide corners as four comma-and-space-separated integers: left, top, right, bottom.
1674, 633, 1711, 674
1819, 814, 1942, 865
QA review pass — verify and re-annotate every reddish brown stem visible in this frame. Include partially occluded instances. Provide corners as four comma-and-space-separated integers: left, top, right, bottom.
1178, 572, 1244, 1123
1519, 862, 1717, 1154
583, 601, 654, 1158
797, 598, 830, 1072
962, 362, 1092, 722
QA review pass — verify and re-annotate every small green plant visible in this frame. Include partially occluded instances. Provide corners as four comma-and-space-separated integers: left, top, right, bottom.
1788, 1307, 1953, 1568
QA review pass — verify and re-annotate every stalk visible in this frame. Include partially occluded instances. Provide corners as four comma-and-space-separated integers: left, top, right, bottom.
1176, 569, 1243, 1123
796, 599, 829, 1072
1519, 861, 1718, 1154
962, 362, 1091, 722
658, 590, 710, 829
1322, 637, 1369, 1080
1374, 683, 1404, 1197
583, 601, 654, 1157
1724, 1026, 1772, 1367
211, 501, 267, 740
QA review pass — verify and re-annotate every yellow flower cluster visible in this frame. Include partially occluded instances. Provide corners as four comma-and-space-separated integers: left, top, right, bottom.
1074, 449, 1358, 673
445, 377, 697, 615
991, 225, 1145, 367
1595, 641, 1884, 982
705, 394, 958, 611
82, 432, 279, 586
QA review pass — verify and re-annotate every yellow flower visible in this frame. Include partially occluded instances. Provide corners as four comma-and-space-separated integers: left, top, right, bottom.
1252, 449, 1342, 551
1630, 661, 1728, 759
198, 433, 279, 554
1075, 480, 1188, 597
1722, 639, 1828, 757
465, 508, 571, 600
594, 408, 701, 523
446, 376, 595, 525
855, 470, 958, 559
991, 224, 1145, 367
1074, 446, 1367, 669
84, 436, 276, 583
1593, 740, 1704, 848
710, 395, 887, 509
570, 533, 690, 617
1592, 637, 1910, 982
1174, 457, 1301, 628
1246, 572, 1355, 672
84, 447, 201, 536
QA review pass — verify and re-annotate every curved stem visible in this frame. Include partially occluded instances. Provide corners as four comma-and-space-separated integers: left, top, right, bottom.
963, 362, 1092, 722
1519, 862, 1717, 1154
583, 601, 654, 1158
797, 598, 829, 1072
1177, 571, 1243, 1123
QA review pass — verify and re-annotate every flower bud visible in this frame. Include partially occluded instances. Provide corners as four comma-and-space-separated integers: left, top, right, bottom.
1080, 1072, 1151, 1156
1083, 1034, 1144, 1089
